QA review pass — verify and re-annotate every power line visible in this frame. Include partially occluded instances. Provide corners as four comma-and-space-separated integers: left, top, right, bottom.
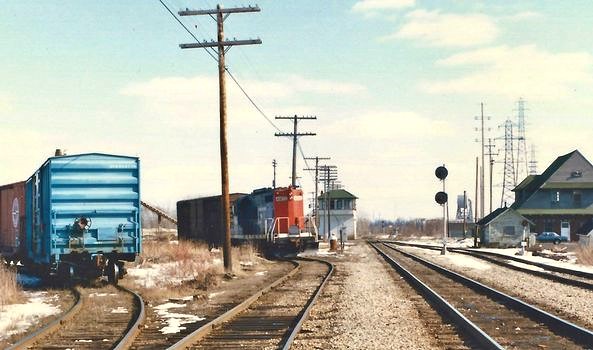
157, 0, 316, 186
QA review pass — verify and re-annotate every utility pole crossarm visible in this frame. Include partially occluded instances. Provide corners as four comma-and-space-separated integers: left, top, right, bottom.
274, 115, 318, 187
275, 116, 317, 120
179, 6, 261, 16
180, 39, 262, 49
275, 132, 316, 137
177, 3, 261, 274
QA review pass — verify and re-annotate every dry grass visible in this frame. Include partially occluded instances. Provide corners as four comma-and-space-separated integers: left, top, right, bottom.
131, 240, 261, 299
0, 262, 22, 307
575, 245, 593, 266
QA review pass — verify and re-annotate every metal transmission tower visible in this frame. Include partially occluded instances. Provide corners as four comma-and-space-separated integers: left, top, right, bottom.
529, 144, 538, 175
303, 156, 331, 224
474, 103, 491, 220
274, 115, 316, 187
515, 98, 529, 182
500, 119, 517, 207
178, 4, 261, 274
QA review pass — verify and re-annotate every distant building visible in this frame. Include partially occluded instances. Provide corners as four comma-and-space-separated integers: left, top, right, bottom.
477, 207, 533, 247
512, 150, 593, 241
318, 189, 358, 240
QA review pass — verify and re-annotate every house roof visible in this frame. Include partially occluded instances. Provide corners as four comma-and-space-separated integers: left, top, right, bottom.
511, 150, 581, 209
476, 207, 507, 226
477, 207, 534, 226
318, 189, 358, 200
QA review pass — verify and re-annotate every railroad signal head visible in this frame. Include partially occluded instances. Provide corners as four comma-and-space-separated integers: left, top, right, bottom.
435, 166, 448, 180
435, 191, 448, 205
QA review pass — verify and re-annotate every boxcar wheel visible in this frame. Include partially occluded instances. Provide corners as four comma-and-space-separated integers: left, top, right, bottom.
107, 261, 119, 285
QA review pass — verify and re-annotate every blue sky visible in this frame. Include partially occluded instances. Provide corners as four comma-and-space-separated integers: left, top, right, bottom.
1, 1, 593, 219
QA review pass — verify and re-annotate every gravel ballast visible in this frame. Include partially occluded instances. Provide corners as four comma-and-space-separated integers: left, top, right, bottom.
398, 245, 593, 330
292, 241, 438, 350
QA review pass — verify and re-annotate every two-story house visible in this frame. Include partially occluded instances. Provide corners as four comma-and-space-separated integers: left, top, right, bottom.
511, 150, 593, 241
318, 189, 358, 241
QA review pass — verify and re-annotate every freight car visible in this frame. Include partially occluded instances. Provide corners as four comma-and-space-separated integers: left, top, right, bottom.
177, 193, 247, 247
21, 153, 141, 283
177, 186, 318, 253
0, 181, 26, 259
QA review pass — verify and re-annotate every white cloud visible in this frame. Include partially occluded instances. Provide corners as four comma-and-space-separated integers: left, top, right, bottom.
503, 11, 544, 21
422, 45, 593, 100
120, 74, 366, 127
352, 0, 415, 12
385, 9, 498, 47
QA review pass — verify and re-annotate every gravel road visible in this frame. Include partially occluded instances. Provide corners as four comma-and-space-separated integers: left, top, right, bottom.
292, 241, 439, 350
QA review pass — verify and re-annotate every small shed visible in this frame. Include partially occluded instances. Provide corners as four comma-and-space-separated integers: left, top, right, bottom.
318, 189, 358, 240
478, 207, 533, 248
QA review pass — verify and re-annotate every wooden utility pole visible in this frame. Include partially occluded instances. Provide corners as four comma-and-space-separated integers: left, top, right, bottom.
485, 138, 497, 215
304, 156, 331, 227
274, 115, 316, 187
272, 159, 277, 189
179, 4, 261, 274
319, 165, 338, 240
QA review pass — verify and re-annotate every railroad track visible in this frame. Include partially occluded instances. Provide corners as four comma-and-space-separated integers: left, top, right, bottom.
163, 257, 333, 350
371, 241, 593, 349
9, 283, 144, 350
388, 241, 593, 290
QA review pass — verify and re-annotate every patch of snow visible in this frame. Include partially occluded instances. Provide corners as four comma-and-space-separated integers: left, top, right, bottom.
240, 261, 254, 266
473, 248, 593, 274
255, 271, 268, 276
507, 260, 545, 272
127, 261, 197, 288
75, 339, 93, 343
0, 291, 61, 340
208, 291, 224, 299
153, 302, 205, 334
89, 293, 117, 297
212, 258, 222, 265
111, 307, 128, 314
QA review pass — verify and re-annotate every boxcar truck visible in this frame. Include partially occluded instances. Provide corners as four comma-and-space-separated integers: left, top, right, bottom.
24, 153, 141, 284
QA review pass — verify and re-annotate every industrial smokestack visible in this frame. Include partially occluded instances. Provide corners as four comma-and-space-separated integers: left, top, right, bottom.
54, 149, 66, 156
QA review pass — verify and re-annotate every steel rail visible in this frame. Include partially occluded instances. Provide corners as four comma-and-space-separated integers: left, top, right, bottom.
6, 287, 83, 350
281, 257, 334, 350
382, 242, 593, 346
167, 260, 301, 350
388, 240, 593, 280
387, 241, 593, 290
370, 242, 503, 350
113, 285, 146, 350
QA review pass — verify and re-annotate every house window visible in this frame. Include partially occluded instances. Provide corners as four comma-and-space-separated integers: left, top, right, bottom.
330, 200, 335, 210
336, 199, 344, 210
573, 191, 582, 207
503, 226, 515, 235
345, 199, 352, 210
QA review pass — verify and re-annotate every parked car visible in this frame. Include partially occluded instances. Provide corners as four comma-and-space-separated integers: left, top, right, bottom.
535, 231, 568, 244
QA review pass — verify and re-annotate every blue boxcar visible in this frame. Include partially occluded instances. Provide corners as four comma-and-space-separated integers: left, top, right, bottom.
25, 153, 141, 282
